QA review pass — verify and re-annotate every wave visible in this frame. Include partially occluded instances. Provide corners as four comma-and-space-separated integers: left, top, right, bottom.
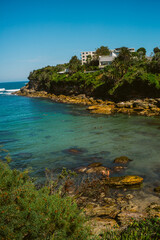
0, 88, 5, 91
5, 89, 20, 92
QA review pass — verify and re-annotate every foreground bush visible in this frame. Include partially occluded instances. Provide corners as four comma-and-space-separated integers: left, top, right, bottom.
102, 218, 160, 240
0, 160, 91, 240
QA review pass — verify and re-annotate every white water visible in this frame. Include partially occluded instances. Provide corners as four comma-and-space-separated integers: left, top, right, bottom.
0, 88, 20, 95
5, 89, 20, 92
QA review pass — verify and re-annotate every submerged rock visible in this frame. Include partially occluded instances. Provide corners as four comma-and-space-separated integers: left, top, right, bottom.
63, 148, 85, 154
76, 162, 110, 175
87, 162, 102, 168
113, 156, 132, 164
112, 166, 126, 172
106, 176, 143, 187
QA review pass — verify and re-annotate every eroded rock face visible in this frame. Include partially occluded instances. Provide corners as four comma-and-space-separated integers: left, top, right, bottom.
113, 156, 132, 164
106, 176, 143, 187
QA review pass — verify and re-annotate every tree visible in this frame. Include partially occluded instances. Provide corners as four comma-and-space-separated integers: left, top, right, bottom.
116, 47, 131, 63
137, 47, 146, 56
68, 56, 81, 73
153, 47, 160, 54
95, 46, 110, 57
86, 55, 92, 64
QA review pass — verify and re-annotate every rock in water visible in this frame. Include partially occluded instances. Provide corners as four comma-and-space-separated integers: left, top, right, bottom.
113, 156, 132, 164
106, 176, 143, 187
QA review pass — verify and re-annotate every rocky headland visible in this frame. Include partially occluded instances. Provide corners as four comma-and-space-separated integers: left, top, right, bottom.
16, 85, 160, 117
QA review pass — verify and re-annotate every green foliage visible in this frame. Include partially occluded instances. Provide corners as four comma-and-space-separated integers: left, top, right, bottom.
68, 56, 82, 73
102, 218, 160, 240
137, 47, 146, 56
95, 46, 110, 57
28, 46, 160, 100
0, 160, 91, 240
153, 47, 160, 54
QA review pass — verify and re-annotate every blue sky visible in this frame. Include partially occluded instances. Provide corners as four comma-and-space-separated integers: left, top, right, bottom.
0, 0, 160, 82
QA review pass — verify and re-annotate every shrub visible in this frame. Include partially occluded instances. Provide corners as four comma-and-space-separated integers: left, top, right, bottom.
102, 218, 160, 240
0, 160, 91, 240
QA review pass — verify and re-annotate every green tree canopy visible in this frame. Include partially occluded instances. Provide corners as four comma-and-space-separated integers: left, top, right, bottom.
116, 47, 132, 63
153, 47, 160, 54
95, 46, 110, 57
68, 56, 81, 73
137, 47, 146, 56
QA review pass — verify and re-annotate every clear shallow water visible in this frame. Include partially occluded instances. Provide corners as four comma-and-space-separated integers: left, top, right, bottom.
0, 81, 160, 187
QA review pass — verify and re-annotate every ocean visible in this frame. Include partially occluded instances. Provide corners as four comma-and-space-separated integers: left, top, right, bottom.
0, 81, 160, 187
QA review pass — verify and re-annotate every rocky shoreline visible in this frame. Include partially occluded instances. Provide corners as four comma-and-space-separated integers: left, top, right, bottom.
15, 86, 160, 236
16, 86, 160, 117
67, 158, 160, 236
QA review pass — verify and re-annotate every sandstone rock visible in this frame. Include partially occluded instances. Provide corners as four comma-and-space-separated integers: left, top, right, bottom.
117, 211, 146, 226
116, 102, 133, 108
88, 162, 102, 168
104, 198, 116, 205
117, 108, 134, 114
106, 176, 143, 187
113, 166, 126, 172
84, 204, 119, 218
146, 203, 160, 218
125, 194, 134, 200
86, 166, 109, 174
87, 105, 115, 115
113, 156, 131, 164
89, 217, 119, 235
76, 166, 88, 173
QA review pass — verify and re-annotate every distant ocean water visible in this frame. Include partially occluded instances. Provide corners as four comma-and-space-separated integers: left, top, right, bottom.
0, 81, 160, 187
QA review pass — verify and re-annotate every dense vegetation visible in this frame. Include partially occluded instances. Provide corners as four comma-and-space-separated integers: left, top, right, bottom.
0, 159, 91, 240
0, 152, 160, 239
27, 46, 160, 101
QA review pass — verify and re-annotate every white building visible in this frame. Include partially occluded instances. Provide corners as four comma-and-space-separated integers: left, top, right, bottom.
81, 51, 96, 65
99, 48, 135, 68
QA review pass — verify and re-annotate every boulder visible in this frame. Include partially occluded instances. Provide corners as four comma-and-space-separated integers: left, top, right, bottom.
87, 105, 115, 115
106, 176, 143, 187
113, 156, 132, 164
117, 211, 146, 226
88, 162, 102, 168
89, 217, 119, 235
112, 166, 126, 172
86, 166, 109, 175
84, 204, 119, 218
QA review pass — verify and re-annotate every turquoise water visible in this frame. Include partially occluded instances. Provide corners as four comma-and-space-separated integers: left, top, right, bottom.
0, 81, 160, 187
